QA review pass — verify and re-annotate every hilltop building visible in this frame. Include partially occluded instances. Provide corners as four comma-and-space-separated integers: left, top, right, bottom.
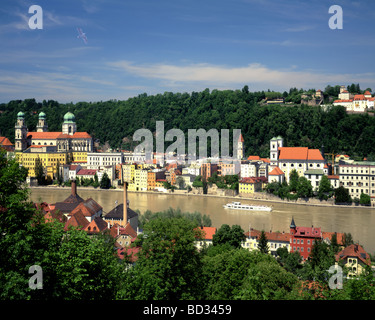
333, 86, 374, 112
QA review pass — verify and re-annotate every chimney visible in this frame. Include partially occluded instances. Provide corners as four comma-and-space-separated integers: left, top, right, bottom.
123, 182, 128, 225
71, 180, 77, 196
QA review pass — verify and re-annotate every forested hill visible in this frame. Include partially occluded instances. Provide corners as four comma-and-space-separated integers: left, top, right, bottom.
1, 87, 375, 160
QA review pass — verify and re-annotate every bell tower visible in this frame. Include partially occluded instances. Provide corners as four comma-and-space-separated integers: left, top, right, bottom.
270, 136, 283, 168
15, 111, 27, 152
36, 111, 48, 132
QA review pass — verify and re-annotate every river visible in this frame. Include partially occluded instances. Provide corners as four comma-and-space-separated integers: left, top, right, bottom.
30, 187, 375, 254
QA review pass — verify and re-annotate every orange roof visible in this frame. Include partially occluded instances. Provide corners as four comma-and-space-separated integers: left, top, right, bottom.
247, 155, 260, 161
195, 226, 216, 240
334, 99, 353, 103
354, 94, 365, 100
278, 147, 323, 161
327, 175, 339, 180
72, 132, 92, 139
278, 147, 308, 160
238, 134, 244, 143
322, 231, 344, 245
269, 166, 284, 176
364, 91, 371, 95
0, 137, 13, 146
307, 149, 324, 161
27, 132, 62, 139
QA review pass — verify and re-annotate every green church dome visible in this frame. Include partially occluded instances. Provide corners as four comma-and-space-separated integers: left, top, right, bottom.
63, 112, 75, 123
17, 111, 25, 118
39, 111, 46, 119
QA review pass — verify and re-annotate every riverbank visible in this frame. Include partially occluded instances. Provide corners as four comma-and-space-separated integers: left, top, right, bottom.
29, 185, 374, 210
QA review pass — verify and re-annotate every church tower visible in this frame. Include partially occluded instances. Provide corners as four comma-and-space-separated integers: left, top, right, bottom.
15, 111, 28, 152
270, 136, 283, 168
62, 112, 77, 136
36, 111, 48, 132
237, 133, 244, 160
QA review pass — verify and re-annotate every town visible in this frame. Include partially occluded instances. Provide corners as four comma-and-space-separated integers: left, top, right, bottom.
0, 103, 373, 282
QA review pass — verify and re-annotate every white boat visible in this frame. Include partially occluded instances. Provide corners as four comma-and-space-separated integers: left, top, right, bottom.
223, 201, 272, 212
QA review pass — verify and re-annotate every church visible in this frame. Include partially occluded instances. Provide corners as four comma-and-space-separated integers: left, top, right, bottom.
15, 111, 93, 179
15, 111, 93, 153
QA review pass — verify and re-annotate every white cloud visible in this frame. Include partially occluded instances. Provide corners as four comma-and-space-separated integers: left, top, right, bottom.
108, 60, 375, 91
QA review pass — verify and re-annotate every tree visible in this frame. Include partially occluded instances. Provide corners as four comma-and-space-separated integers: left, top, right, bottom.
35, 156, 45, 185
342, 233, 354, 247
258, 230, 269, 254
100, 172, 111, 189
119, 217, 204, 300
360, 193, 371, 206
289, 169, 299, 192
318, 175, 332, 200
296, 176, 313, 198
212, 224, 245, 248
335, 186, 351, 204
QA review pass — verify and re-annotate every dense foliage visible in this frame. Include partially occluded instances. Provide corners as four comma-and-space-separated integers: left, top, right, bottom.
1, 85, 375, 159
1, 149, 375, 301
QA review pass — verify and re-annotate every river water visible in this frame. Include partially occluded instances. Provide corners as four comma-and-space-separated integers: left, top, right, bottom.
30, 188, 375, 254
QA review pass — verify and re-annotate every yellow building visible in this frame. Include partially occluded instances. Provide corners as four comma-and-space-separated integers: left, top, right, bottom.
123, 163, 137, 184
71, 151, 87, 164
128, 168, 149, 191
16, 146, 69, 179
239, 177, 263, 194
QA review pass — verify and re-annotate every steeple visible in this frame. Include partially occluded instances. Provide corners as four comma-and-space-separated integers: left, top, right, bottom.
290, 217, 296, 229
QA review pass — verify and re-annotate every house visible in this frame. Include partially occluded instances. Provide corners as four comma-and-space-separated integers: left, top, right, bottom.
195, 226, 216, 250
335, 244, 371, 277
242, 228, 290, 256
268, 166, 285, 184
333, 89, 374, 112
239, 177, 263, 194
289, 217, 322, 261
110, 223, 138, 247
76, 168, 97, 181
0, 136, 14, 152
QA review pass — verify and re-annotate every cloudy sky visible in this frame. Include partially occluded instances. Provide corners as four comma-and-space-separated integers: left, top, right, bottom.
0, 0, 374, 102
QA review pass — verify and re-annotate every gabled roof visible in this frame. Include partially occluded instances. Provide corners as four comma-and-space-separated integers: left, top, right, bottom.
307, 149, 324, 161
0, 137, 13, 146
269, 166, 284, 176
238, 133, 244, 143
69, 198, 102, 218
110, 223, 137, 239
322, 231, 344, 246
64, 211, 89, 231
84, 216, 108, 234
244, 229, 290, 242
104, 203, 138, 220
335, 244, 371, 266
247, 155, 260, 161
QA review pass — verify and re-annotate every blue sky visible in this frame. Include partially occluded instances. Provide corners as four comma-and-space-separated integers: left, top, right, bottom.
0, 0, 374, 102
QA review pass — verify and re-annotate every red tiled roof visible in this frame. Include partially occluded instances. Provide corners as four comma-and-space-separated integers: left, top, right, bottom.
195, 226, 216, 240
0, 137, 13, 146
27, 132, 62, 139
307, 149, 324, 161
247, 155, 260, 161
69, 198, 102, 217
327, 175, 339, 179
278, 147, 324, 161
293, 226, 321, 238
84, 217, 108, 234
64, 211, 89, 231
322, 231, 344, 245
238, 134, 244, 143
245, 229, 290, 242
239, 177, 264, 184
335, 244, 371, 266
76, 169, 97, 176
279, 147, 308, 160
354, 94, 365, 101
73, 132, 92, 139
269, 166, 284, 176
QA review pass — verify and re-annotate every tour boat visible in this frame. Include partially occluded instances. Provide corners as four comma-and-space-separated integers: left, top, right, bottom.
223, 201, 272, 212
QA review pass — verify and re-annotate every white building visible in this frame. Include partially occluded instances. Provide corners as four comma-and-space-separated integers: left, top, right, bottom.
87, 152, 123, 168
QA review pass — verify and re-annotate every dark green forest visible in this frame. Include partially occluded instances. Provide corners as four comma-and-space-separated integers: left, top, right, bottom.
1, 84, 374, 159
